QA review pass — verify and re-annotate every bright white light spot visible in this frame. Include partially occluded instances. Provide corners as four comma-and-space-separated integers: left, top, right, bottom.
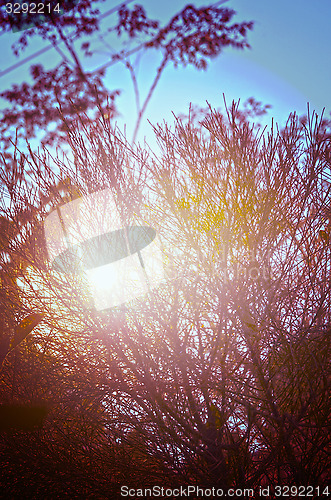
43, 189, 165, 310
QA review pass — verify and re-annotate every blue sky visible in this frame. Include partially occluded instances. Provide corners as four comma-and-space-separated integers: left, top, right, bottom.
0, 0, 330, 145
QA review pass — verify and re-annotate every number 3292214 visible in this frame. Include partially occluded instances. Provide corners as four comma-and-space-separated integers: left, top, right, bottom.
5, 3, 61, 15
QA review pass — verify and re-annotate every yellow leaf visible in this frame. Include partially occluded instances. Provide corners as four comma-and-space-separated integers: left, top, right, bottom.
319, 229, 329, 244
9, 313, 44, 351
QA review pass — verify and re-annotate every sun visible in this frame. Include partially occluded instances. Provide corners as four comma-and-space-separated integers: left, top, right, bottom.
43, 189, 165, 311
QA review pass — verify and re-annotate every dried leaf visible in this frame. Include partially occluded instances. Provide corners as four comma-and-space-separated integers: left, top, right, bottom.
9, 312, 44, 351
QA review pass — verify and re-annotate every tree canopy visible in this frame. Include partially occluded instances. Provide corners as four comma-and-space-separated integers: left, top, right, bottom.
0, 0, 253, 146
0, 100, 330, 496
0, 1, 330, 497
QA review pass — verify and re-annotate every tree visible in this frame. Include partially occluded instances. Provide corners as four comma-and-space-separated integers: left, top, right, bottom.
0, 101, 330, 496
0, 0, 253, 147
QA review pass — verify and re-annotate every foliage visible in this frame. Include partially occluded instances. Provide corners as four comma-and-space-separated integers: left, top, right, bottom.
0, 0, 253, 146
0, 103, 330, 496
